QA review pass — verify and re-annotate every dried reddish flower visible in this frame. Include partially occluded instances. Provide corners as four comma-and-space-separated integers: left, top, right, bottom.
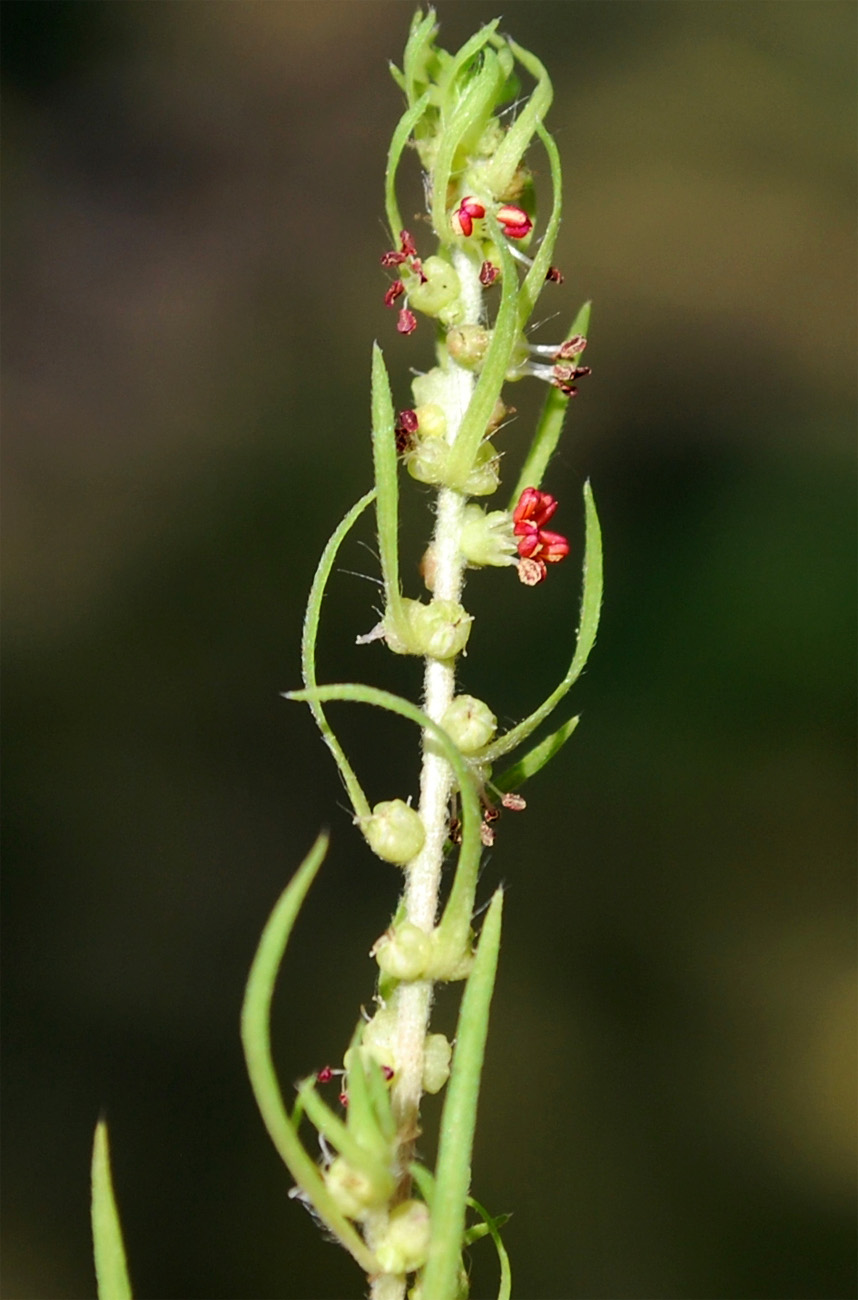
395, 408, 419, 453
397, 307, 418, 335
384, 280, 405, 307
316, 1065, 334, 1084
479, 260, 500, 286
545, 265, 565, 284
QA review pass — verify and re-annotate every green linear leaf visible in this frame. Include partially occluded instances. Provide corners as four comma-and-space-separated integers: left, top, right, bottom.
465, 1197, 512, 1300
385, 90, 431, 238
286, 683, 482, 964
301, 489, 375, 822
240, 834, 378, 1275
481, 38, 552, 199
517, 121, 563, 329
479, 479, 602, 764
508, 301, 591, 507
297, 1076, 392, 1189
420, 889, 504, 1300
91, 1120, 133, 1300
492, 714, 580, 793
371, 343, 408, 635
446, 233, 519, 489
403, 9, 440, 107
431, 54, 502, 242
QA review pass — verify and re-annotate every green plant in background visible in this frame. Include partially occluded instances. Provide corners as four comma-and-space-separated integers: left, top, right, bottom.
91, 10, 602, 1299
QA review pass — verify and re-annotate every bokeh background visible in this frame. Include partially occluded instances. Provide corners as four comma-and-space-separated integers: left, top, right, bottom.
2, 3, 855, 1298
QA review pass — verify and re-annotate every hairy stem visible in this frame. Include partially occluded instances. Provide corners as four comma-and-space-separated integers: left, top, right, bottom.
372, 249, 482, 1298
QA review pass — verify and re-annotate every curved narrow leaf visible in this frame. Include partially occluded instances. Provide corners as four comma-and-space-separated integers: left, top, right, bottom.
301, 489, 375, 822
240, 834, 378, 1274
420, 889, 504, 1300
508, 301, 592, 507
385, 90, 431, 239
479, 479, 602, 764
481, 37, 552, 199
465, 1197, 512, 1300
517, 121, 563, 328
91, 1120, 133, 1300
371, 343, 407, 638
286, 683, 482, 963
491, 714, 580, 793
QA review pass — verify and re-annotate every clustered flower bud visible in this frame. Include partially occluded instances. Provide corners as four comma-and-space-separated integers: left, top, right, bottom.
440, 693, 498, 753
361, 799, 426, 865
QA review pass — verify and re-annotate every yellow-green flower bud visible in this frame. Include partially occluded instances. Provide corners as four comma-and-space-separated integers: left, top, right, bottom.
422, 1032, 452, 1094
406, 255, 461, 322
413, 402, 447, 440
325, 1155, 392, 1220
406, 433, 449, 487
385, 598, 472, 660
361, 1005, 397, 1074
459, 504, 517, 568
375, 1199, 431, 1274
373, 921, 432, 981
440, 694, 497, 754
446, 324, 491, 370
461, 440, 500, 496
362, 799, 425, 865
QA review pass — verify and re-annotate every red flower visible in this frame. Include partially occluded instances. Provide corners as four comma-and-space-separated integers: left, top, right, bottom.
495, 203, 533, 239
451, 196, 486, 237
479, 260, 500, 286
512, 487, 570, 583
397, 307, 417, 335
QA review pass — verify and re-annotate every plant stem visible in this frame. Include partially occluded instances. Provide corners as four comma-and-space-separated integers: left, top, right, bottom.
372, 249, 482, 1299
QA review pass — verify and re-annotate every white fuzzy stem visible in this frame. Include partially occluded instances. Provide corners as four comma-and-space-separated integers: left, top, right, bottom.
370, 250, 482, 1299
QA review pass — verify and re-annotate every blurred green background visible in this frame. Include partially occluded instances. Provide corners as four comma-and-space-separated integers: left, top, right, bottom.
2, 3, 855, 1297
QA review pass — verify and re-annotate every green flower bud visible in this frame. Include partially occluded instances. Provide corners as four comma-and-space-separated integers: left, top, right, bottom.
422, 1032, 452, 1094
385, 598, 472, 661
373, 921, 432, 981
413, 402, 447, 440
406, 255, 462, 323
459, 504, 517, 568
440, 694, 497, 754
361, 1005, 397, 1074
325, 1155, 393, 1220
406, 433, 449, 487
375, 1199, 431, 1274
362, 799, 425, 865
446, 324, 491, 370
461, 440, 500, 496
411, 366, 448, 410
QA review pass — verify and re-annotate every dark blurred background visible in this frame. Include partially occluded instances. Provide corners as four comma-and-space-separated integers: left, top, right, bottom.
2, 3, 855, 1298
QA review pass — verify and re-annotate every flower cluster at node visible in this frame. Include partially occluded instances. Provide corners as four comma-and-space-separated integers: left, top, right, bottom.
381, 229, 426, 335
450, 195, 533, 242
510, 334, 592, 396
513, 486, 570, 585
